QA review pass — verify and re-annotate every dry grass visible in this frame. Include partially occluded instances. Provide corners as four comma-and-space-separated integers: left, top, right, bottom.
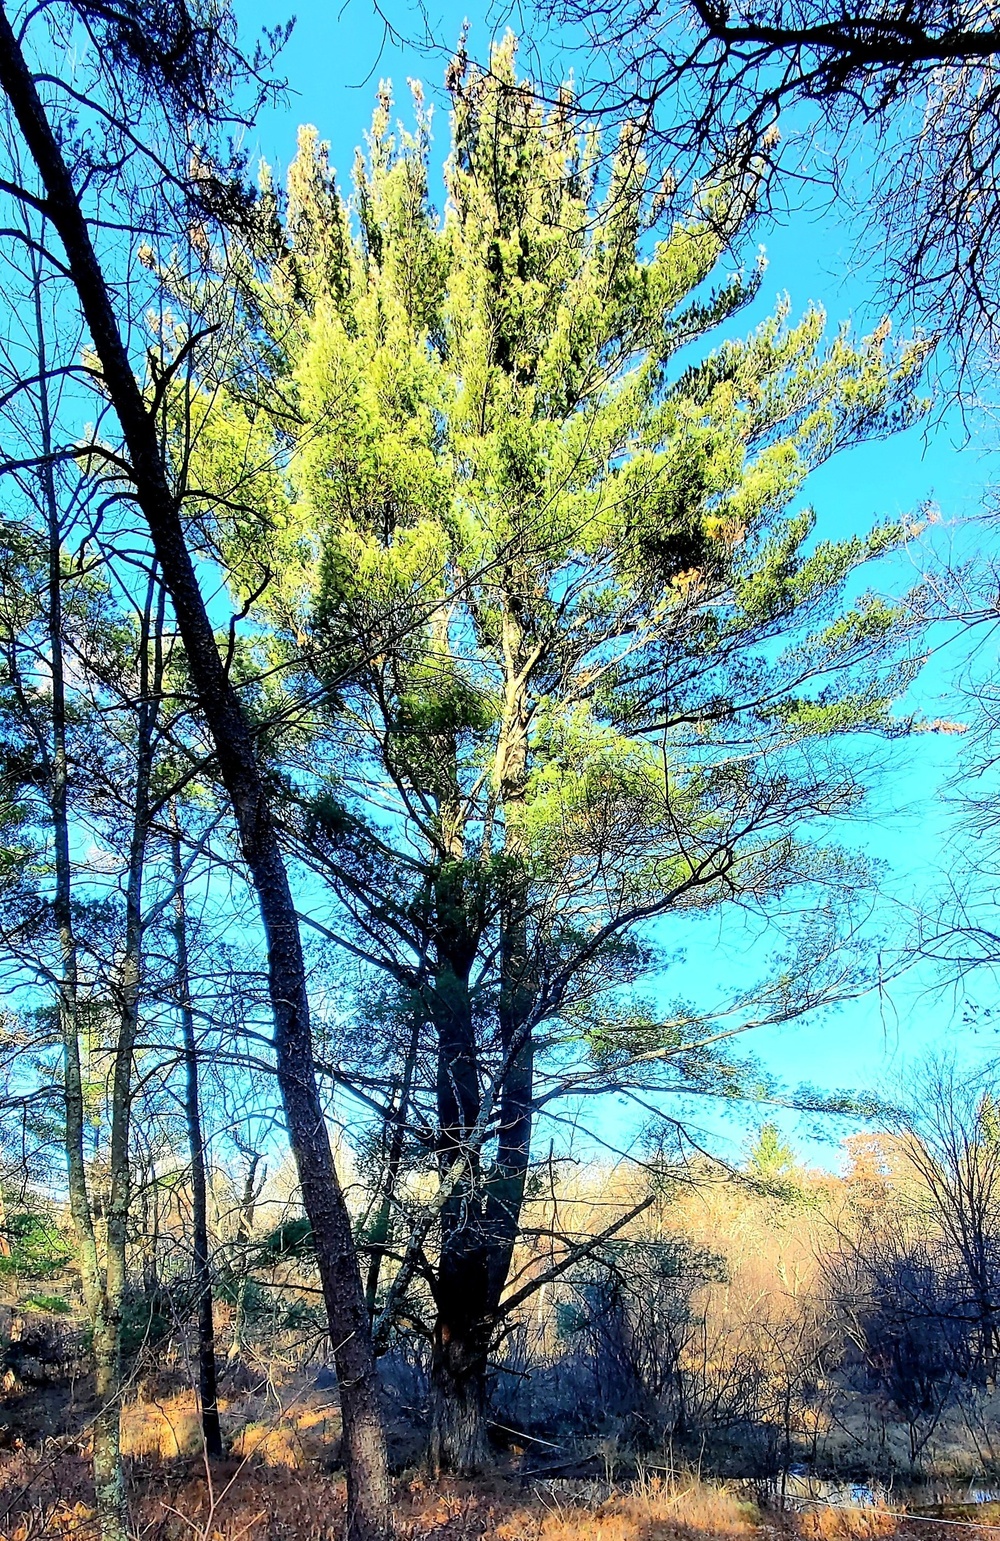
484, 1477, 759, 1541
795, 1508, 900, 1541
121, 1395, 204, 1461
114, 1386, 344, 1470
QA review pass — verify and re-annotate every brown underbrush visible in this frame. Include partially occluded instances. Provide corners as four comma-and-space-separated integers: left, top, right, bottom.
0, 1437, 985, 1541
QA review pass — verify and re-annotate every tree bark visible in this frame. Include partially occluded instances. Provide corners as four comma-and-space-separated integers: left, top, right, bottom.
429, 1008, 485, 1474
427, 584, 538, 1474
427, 855, 491, 1472
227, 1148, 262, 1366
428, 1326, 490, 1477
171, 812, 223, 1458
364, 1013, 419, 1318
0, 21, 393, 1539
100, 567, 160, 1520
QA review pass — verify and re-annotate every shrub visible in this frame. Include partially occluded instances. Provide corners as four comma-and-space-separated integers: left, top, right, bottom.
21, 1293, 71, 1314
0, 1210, 72, 1279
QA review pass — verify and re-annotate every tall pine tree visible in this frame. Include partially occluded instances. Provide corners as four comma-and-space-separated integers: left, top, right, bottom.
179, 37, 929, 1469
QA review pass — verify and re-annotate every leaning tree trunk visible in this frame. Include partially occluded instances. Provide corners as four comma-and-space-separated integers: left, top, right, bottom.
0, 24, 393, 1540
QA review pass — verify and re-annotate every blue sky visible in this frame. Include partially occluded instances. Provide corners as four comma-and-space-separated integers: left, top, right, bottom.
232, 0, 1000, 1164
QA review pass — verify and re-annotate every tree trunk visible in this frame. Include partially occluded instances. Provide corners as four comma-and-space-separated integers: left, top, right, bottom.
428, 584, 537, 1477
0, 24, 393, 1539
487, 581, 536, 1304
428, 1325, 490, 1476
35, 242, 128, 1541
89, 568, 162, 1539
364, 1013, 418, 1317
429, 993, 493, 1474
91, 1319, 128, 1541
171, 812, 223, 1458
228, 1149, 262, 1366
419, 591, 539, 1477
101, 568, 160, 1511
428, 867, 488, 1473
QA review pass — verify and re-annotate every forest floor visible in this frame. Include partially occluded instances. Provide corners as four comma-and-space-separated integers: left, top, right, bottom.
0, 1362, 992, 1541
0, 1451, 978, 1541
0, 1382, 997, 1541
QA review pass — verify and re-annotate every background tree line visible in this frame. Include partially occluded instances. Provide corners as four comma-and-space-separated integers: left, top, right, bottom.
10, 1055, 1000, 1495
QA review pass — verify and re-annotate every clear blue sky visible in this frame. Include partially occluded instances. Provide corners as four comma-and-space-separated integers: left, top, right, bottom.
233, 0, 1000, 1165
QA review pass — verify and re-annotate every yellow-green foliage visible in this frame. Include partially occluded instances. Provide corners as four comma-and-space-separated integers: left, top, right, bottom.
173, 37, 930, 1040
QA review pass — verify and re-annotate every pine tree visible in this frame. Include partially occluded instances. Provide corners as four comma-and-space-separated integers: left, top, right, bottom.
183, 36, 930, 1470
748, 1121, 797, 1180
